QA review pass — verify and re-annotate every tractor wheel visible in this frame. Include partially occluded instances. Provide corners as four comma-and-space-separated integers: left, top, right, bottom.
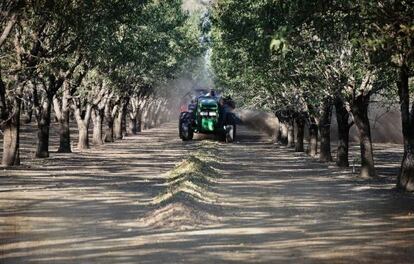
179, 112, 193, 141
181, 122, 193, 141
224, 113, 237, 143
179, 117, 183, 139
179, 112, 187, 139
225, 124, 236, 143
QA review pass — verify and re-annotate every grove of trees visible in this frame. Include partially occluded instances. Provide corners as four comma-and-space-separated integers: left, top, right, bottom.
210, 1, 414, 191
0, 1, 203, 164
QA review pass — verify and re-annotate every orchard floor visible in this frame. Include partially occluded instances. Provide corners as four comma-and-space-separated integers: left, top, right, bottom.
1, 122, 414, 264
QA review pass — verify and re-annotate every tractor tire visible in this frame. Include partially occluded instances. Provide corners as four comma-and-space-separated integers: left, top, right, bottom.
179, 112, 187, 139
224, 112, 236, 143
181, 122, 193, 141
225, 124, 236, 143
179, 119, 194, 141
179, 117, 183, 139
179, 112, 193, 141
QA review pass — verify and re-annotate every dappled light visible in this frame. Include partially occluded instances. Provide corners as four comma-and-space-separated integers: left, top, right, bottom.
1, 124, 414, 263
1, 0, 414, 263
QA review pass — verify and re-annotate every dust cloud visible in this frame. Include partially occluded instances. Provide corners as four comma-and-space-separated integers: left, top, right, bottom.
181, 0, 212, 12
336, 103, 403, 144
235, 105, 402, 144
235, 109, 279, 138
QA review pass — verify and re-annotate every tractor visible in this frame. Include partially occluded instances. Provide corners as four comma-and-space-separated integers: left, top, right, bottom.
179, 92, 237, 142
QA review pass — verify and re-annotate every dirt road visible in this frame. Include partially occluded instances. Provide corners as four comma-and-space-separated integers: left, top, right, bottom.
1, 123, 414, 263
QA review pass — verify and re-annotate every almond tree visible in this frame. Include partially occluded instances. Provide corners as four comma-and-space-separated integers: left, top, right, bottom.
359, 0, 414, 189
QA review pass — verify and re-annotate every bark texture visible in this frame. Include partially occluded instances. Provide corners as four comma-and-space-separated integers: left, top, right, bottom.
319, 99, 333, 162
335, 97, 352, 167
92, 109, 104, 146
295, 117, 305, 152
53, 83, 71, 153
35, 99, 52, 158
308, 118, 318, 158
114, 98, 129, 140
352, 95, 376, 178
1, 98, 21, 166
287, 119, 295, 148
74, 104, 92, 150
104, 102, 115, 143
397, 63, 414, 191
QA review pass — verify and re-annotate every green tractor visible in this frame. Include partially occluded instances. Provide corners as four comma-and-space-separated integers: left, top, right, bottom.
179, 93, 237, 142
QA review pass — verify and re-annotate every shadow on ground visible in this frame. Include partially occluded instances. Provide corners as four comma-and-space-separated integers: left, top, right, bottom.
0, 123, 413, 263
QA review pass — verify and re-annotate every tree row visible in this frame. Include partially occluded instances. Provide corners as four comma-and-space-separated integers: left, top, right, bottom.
0, 0, 203, 165
211, 0, 414, 191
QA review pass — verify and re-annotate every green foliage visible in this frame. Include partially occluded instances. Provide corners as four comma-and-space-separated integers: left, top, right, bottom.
211, 0, 413, 115
0, 0, 203, 102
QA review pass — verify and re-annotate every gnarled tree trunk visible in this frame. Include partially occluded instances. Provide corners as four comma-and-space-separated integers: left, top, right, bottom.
335, 97, 352, 167
137, 108, 142, 133
74, 103, 92, 150
77, 122, 89, 150
0, 72, 22, 166
2, 98, 21, 166
352, 95, 376, 178
126, 97, 140, 135
287, 118, 295, 148
397, 63, 414, 191
35, 99, 52, 158
319, 99, 333, 162
127, 112, 138, 135
104, 102, 116, 142
308, 118, 318, 158
113, 110, 123, 140
92, 108, 104, 146
295, 116, 305, 152
53, 83, 71, 153
114, 97, 129, 140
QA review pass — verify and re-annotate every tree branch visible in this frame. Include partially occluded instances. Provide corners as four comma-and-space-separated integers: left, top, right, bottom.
0, 13, 16, 48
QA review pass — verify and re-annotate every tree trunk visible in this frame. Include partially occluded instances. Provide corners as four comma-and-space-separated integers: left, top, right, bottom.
104, 103, 114, 142
2, 99, 21, 166
127, 98, 140, 136
398, 147, 414, 191
122, 111, 127, 136
280, 121, 288, 145
352, 96, 376, 178
74, 105, 92, 150
53, 87, 71, 153
397, 63, 414, 191
127, 112, 137, 135
308, 119, 318, 157
137, 109, 142, 133
295, 117, 305, 152
114, 111, 122, 140
77, 123, 89, 150
287, 119, 295, 147
111, 97, 129, 139
335, 97, 351, 167
92, 109, 104, 146
36, 99, 52, 158
319, 99, 333, 162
